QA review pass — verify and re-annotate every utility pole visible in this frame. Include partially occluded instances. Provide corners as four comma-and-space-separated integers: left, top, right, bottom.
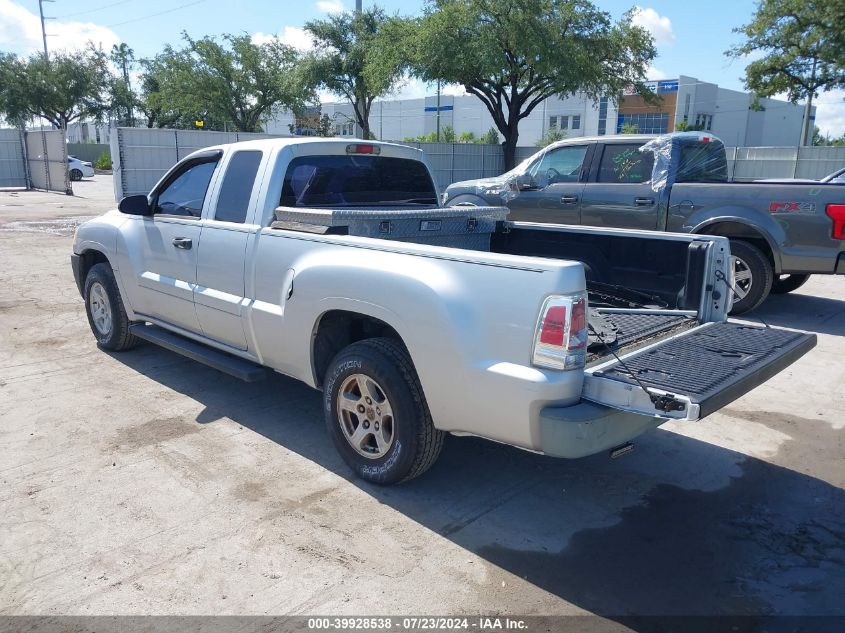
799, 57, 818, 147
38, 0, 54, 59
436, 79, 441, 141
355, 0, 362, 11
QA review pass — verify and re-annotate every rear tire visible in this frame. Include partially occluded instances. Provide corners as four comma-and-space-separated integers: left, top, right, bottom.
84, 262, 139, 351
729, 240, 773, 314
324, 337, 444, 485
771, 273, 811, 295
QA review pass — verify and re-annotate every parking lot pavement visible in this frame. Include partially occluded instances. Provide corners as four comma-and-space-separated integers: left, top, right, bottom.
1, 183, 844, 619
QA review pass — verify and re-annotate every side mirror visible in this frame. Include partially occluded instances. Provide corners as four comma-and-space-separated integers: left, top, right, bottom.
118, 194, 152, 216
515, 174, 536, 191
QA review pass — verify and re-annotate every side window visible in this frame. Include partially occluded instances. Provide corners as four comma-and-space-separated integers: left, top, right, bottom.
530, 145, 587, 187
155, 160, 218, 218
214, 151, 263, 223
597, 144, 655, 184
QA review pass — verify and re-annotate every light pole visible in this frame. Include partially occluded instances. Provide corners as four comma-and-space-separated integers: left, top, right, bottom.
38, 0, 54, 59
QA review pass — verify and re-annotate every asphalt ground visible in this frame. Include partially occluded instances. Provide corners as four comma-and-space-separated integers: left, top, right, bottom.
1, 177, 843, 627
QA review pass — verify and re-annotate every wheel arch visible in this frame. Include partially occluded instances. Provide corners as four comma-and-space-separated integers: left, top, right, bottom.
444, 193, 487, 207
77, 249, 112, 297
692, 219, 781, 273
311, 309, 410, 389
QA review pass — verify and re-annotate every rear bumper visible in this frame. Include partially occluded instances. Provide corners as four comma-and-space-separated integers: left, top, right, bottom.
538, 401, 666, 459
836, 252, 845, 274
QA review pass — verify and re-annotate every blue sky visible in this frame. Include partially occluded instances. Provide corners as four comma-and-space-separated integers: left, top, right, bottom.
1, 0, 843, 135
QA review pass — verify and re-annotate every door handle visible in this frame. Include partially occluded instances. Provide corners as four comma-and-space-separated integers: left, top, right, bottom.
172, 237, 192, 250
634, 197, 655, 206
561, 195, 579, 205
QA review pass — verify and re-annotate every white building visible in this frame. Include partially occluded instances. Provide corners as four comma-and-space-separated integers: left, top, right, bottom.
273, 75, 813, 147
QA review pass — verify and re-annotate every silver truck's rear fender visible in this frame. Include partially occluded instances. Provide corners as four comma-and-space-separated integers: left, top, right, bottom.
247, 230, 587, 450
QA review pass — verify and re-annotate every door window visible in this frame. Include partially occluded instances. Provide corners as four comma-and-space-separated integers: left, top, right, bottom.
155, 160, 218, 218
529, 145, 587, 187
214, 150, 263, 223
597, 144, 655, 184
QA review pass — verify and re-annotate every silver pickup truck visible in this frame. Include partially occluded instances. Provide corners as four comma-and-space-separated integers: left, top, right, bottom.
444, 132, 845, 314
71, 138, 815, 484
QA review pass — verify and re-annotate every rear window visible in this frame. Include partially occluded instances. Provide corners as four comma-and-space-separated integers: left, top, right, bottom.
598, 144, 655, 183
676, 142, 728, 183
280, 155, 437, 207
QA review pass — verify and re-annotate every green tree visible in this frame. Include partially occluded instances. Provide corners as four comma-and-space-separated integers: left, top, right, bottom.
458, 131, 477, 143
440, 124, 456, 142
675, 120, 705, 132
396, 0, 655, 168
0, 46, 110, 129
535, 128, 567, 147
728, 0, 845, 145
620, 122, 639, 134
478, 127, 500, 145
109, 43, 136, 126
302, 6, 404, 140
149, 33, 311, 132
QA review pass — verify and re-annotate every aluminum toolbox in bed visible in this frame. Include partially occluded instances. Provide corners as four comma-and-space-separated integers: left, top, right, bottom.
272, 206, 509, 250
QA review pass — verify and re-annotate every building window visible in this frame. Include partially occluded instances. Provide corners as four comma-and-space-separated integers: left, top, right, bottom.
549, 115, 558, 130
598, 98, 608, 136
572, 115, 581, 130
616, 112, 669, 134
334, 122, 354, 136
695, 113, 713, 130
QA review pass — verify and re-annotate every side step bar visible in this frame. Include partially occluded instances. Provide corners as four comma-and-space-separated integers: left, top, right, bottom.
130, 324, 267, 382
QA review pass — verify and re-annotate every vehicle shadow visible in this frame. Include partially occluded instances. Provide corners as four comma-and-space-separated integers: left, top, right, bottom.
751, 292, 845, 336
113, 347, 845, 626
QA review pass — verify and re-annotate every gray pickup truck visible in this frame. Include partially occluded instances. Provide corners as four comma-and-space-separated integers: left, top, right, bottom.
444, 132, 845, 313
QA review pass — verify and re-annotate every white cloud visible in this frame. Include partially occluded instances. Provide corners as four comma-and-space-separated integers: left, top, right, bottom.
814, 89, 845, 138
316, 0, 346, 13
646, 65, 668, 80
631, 6, 675, 47
0, 0, 119, 55
252, 26, 313, 51
441, 84, 466, 97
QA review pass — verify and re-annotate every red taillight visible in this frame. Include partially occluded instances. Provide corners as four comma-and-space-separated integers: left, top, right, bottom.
826, 204, 845, 240
533, 293, 588, 370
346, 144, 380, 155
539, 306, 567, 346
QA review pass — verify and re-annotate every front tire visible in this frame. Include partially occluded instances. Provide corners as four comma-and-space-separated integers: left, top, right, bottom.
84, 262, 139, 351
729, 240, 773, 314
324, 338, 444, 485
70, 169, 83, 181
771, 273, 811, 295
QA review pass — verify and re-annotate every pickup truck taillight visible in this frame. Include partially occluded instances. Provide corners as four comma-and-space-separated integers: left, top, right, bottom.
532, 292, 588, 371
826, 204, 845, 240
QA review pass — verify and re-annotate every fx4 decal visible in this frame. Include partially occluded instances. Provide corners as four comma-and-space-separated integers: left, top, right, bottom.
769, 201, 816, 214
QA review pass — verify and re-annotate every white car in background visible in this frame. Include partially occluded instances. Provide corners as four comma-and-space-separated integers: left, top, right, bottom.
68, 156, 94, 181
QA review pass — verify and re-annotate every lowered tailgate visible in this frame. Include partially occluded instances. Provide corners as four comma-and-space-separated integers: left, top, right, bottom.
582, 321, 816, 421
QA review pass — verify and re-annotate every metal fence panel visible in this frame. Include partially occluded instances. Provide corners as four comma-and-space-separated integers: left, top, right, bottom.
0, 129, 27, 189
112, 126, 845, 200
25, 129, 69, 194
112, 128, 293, 200
731, 146, 799, 181
795, 146, 845, 180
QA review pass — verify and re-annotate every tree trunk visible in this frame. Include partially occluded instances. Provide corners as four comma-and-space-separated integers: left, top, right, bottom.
502, 125, 519, 170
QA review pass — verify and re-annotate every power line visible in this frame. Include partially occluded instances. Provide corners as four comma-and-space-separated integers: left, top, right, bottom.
106, 0, 207, 27
55, 0, 132, 19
